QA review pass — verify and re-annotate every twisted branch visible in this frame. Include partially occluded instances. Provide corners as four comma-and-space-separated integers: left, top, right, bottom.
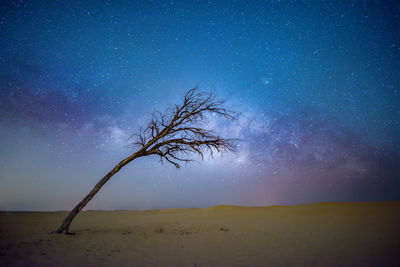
131, 86, 237, 168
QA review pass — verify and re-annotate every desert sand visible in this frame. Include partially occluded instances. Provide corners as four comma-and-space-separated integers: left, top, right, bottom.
1, 201, 399, 266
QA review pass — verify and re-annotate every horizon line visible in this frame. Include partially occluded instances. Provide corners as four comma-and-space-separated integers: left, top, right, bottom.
2, 200, 399, 213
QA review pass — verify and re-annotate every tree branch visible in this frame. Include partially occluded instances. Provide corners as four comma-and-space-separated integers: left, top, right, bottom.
131, 86, 238, 168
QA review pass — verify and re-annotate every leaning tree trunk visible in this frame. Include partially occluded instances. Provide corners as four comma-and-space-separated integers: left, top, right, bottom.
52, 152, 141, 234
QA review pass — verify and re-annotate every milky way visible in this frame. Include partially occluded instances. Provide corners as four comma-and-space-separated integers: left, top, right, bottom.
1, 1, 399, 210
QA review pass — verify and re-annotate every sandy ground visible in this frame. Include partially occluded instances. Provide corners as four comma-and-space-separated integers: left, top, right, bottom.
1, 201, 399, 267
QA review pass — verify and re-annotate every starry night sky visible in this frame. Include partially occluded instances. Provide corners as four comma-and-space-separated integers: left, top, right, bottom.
1, 0, 399, 211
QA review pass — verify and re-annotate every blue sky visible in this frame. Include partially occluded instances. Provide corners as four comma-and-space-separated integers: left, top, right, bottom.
1, 0, 399, 210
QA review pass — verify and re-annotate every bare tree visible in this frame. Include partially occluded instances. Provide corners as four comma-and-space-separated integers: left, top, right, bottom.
52, 87, 237, 234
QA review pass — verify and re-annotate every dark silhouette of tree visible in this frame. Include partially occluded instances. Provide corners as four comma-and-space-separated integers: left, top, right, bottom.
52, 87, 237, 234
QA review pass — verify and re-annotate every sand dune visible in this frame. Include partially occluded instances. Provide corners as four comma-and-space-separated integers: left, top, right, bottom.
1, 201, 399, 266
